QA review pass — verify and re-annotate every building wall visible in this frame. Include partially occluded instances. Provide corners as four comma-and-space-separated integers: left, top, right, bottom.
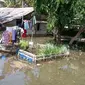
27, 23, 47, 35
35, 23, 47, 35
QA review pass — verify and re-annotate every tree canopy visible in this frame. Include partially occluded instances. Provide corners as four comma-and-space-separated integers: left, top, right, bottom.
34, 0, 85, 42
35, 0, 76, 29
73, 0, 85, 26
4, 0, 34, 7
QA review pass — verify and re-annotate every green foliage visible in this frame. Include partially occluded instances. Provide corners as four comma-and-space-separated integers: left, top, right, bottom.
4, 0, 18, 7
25, 0, 34, 6
4, 0, 34, 7
35, 0, 85, 32
35, 0, 76, 31
72, 0, 85, 26
47, 15, 57, 32
19, 40, 28, 50
34, 0, 85, 43
37, 43, 69, 56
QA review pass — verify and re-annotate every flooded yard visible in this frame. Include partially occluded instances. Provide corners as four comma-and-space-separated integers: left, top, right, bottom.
0, 37, 85, 85
24, 50, 85, 85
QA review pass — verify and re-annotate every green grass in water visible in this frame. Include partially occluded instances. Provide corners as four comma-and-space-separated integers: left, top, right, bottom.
37, 43, 69, 57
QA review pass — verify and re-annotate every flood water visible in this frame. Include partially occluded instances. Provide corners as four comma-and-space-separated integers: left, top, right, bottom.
0, 37, 85, 85
24, 50, 85, 85
0, 50, 85, 85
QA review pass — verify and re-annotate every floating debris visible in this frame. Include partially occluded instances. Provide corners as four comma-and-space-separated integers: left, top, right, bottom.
10, 61, 28, 69
59, 65, 69, 70
59, 63, 78, 72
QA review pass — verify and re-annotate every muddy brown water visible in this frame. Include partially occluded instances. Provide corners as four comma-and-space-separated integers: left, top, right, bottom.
0, 50, 85, 85
0, 37, 85, 85
24, 50, 85, 85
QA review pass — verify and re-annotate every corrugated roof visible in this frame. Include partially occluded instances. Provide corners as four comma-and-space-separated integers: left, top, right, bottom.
0, 7, 34, 24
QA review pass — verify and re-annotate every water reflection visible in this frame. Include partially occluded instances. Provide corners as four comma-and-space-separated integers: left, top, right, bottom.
0, 72, 25, 85
0, 59, 5, 76
32, 65, 40, 78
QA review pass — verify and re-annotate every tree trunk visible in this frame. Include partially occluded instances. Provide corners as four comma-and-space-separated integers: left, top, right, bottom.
53, 28, 61, 44
56, 20, 63, 44
53, 19, 63, 43
53, 28, 58, 43
57, 28, 61, 44
69, 27, 85, 45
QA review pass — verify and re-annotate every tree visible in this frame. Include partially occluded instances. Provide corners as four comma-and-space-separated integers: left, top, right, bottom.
69, 0, 85, 45
34, 0, 78, 43
73, 0, 85, 26
4, 0, 34, 7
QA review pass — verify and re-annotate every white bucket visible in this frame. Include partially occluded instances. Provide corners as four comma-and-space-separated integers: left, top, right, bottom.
29, 41, 33, 48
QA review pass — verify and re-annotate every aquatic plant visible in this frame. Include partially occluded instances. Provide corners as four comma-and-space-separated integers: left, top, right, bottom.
37, 43, 69, 57
19, 40, 28, 50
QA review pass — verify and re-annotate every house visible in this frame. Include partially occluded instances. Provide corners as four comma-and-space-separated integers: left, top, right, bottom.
0, 7, 48, 35
0, 7, 34, 24
0, 7, 34, 31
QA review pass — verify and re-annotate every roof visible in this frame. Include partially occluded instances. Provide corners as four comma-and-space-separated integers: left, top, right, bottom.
0, 7, 34, 24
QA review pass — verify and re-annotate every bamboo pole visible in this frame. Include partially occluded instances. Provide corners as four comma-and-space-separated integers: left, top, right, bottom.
22, 0, 24, 24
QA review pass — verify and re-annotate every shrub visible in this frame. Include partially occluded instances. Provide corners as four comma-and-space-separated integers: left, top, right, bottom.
19, 40, 28, 50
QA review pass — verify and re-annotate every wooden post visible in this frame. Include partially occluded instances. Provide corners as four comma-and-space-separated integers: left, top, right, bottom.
22, 0, 23, 24
31, 26, 34, 42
